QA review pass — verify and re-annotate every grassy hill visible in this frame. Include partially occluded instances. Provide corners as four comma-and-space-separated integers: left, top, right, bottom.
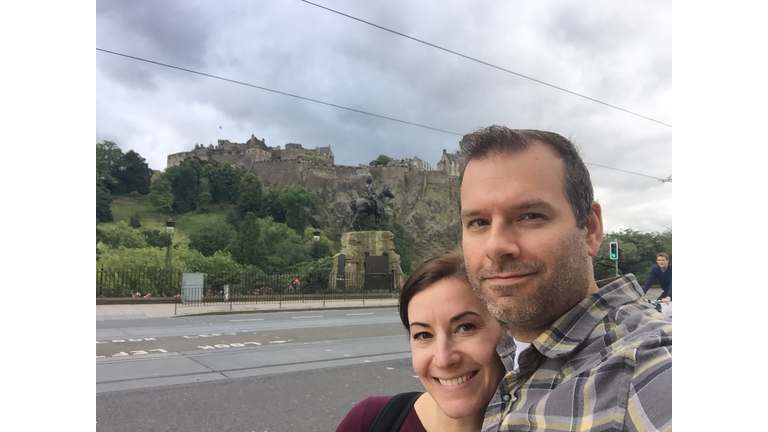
99, 194, 232, 249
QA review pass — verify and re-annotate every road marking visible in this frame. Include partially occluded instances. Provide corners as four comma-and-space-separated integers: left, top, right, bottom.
98, 338, 156, 343
292, 315, 323, 319
347, 312, 374, 316
199, 341, 262, 350
269, 340, 287, 344
230, 318, 265, 322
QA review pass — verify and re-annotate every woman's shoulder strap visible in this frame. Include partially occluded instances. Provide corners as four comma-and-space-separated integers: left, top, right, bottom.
367, 392, 423, 432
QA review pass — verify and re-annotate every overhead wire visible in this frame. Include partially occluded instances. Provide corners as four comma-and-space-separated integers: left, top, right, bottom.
95, 48, 463, 137
96, 48, 670, 182
298, 0, 672, 129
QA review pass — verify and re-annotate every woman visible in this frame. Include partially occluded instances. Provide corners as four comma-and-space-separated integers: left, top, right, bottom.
336, 252, 506, 431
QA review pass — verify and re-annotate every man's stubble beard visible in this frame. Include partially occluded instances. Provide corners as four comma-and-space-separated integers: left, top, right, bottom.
469, 229, 593, 332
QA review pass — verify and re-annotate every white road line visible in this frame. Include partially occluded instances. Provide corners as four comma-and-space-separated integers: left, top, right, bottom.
291, 315, 323, 319
346, 312, 374, 316
229, 318, 265, 322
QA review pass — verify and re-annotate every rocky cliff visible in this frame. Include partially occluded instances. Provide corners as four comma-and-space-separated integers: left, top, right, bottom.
247, 159, 462, 270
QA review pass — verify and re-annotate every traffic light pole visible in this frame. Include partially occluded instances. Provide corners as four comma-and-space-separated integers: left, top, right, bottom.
609, 241, 619, 276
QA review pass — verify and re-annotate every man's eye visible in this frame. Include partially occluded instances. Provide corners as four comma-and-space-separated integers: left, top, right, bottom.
521, 213, 544, 221
467, 219, 489, 228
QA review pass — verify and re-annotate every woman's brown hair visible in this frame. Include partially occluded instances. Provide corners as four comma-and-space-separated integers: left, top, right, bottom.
398, 251, 469, 330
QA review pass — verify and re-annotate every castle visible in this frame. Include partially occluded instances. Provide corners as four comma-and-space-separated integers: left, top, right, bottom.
166, 134, 461, 177
166, 134, 335, 169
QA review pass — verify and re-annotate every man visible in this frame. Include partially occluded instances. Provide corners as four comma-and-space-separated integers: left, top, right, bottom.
458, 126, 672, 432
643, 253, 672, 303
364, 175, 379, 215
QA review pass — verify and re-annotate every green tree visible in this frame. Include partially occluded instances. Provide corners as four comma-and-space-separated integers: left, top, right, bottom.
129, 213, 141, 228
226, 212, 265, 267
278, 186, 321, 232
189, 224, 235, 257
593, 229, 673, 283
236, 173, 263, 218
197, 177, 213, 212
141, 229, 171, 248
149, 173, 174, 214
370, 154, 393, 166
97, 246, 186, 271
96, 184, 114, 222
302, 226, 335, 261
97, 221, 148, 249
390, 219, 415, 274
96, 140, 123, 189
202, 161, 242, 204
166, 164, 200, 214
179, 249, 243, 274
258, 188, 287, 223
109, 150, 153, 195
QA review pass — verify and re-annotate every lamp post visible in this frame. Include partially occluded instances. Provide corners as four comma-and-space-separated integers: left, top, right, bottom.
312, 228, 320, 260
165, 219, 175, 269
165, 219, 175, 298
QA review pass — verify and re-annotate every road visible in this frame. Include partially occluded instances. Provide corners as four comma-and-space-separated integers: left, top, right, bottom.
96, 307, 424, 431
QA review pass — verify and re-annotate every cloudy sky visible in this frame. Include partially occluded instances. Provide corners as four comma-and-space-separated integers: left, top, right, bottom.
95, 0, 672, 234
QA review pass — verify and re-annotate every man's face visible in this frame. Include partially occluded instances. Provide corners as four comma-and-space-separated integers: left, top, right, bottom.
460, 144, 602, 339
657, 256, 669, 269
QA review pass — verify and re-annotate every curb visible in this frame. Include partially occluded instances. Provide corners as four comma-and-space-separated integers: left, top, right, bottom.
174, 303, 399, 318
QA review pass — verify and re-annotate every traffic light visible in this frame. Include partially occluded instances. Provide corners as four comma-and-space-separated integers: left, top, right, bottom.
609, 242, 619, 260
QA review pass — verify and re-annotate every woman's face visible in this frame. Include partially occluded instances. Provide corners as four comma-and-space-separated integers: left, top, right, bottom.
408, 277, 506, 420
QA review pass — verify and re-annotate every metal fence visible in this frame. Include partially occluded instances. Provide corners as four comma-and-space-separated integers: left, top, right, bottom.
96, 267, 400, 306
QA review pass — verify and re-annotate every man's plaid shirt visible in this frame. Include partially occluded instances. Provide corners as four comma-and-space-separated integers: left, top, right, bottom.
482, 275, 672, 432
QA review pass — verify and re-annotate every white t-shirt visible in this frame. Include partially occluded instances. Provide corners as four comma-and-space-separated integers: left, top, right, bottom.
513, 339, 533, 371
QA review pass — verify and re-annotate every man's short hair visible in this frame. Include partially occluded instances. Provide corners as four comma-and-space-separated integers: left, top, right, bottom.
656, 252, 670, 261
459, 126, 594, 228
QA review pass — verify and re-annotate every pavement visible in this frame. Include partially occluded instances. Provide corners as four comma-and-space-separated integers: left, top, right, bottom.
96, 287, 667, 320
96, 298, 401, 320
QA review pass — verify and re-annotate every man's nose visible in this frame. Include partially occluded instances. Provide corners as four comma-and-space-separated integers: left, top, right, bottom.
484, 223, 520, 263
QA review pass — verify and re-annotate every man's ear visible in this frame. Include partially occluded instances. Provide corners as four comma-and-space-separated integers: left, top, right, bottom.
585, 201, 603, 257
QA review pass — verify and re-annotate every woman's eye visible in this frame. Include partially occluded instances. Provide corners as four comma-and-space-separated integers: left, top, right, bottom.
457, 323, 477, 333
412, 332, 432, 341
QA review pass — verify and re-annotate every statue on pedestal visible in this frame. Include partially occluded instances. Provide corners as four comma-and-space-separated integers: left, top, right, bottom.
349, 175, 395, 231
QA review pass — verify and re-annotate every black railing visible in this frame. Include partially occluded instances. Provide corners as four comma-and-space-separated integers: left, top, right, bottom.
96, 268, 401, 306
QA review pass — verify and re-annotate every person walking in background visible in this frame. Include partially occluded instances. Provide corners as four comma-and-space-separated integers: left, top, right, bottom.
458, 126, 672, 431
336, 252, 506, 431
643, 252, 672, 303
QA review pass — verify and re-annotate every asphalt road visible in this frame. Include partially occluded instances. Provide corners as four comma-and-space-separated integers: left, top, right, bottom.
96, 307, 422, 431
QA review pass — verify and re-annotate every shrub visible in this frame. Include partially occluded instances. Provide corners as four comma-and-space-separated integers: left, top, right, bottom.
98, 221, 147, 249
129, 213, 142, 228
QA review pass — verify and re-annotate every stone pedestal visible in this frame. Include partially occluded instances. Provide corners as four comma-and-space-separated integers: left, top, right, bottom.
332, 231, 404, 291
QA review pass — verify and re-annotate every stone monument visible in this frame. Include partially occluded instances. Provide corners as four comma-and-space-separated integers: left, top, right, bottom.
331, 230, 404, 292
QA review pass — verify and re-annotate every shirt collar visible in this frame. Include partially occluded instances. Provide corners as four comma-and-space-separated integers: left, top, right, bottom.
531, 274, 644, 358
